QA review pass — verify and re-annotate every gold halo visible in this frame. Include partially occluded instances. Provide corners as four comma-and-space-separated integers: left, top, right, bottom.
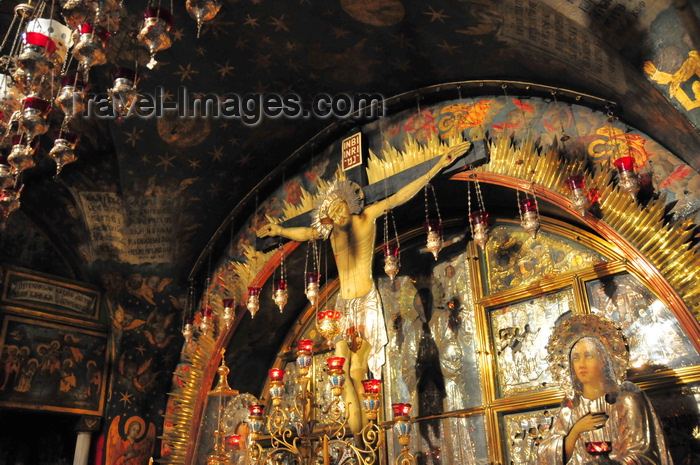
546, 313, 629, 398
311, 179, 364, 238
124, 416, 147, 440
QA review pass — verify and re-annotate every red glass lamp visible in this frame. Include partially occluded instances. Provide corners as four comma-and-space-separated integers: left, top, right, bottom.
361, 379, 382, 420
613, 156, 640, 198
469, 210, 490, 249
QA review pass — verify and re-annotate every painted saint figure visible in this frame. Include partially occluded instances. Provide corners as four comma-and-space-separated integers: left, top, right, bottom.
257, 142, 468, 434
537, 314, 672, 465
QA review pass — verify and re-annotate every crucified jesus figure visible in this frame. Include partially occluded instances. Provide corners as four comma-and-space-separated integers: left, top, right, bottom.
257, 141, 469, 435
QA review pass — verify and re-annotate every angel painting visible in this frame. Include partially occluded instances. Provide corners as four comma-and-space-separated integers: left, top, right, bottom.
106, 415, 156, 465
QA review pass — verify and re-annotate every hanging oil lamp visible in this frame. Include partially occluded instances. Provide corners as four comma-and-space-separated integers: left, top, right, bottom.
0, 74, 22, 133
382, 209, 400, 282
0, 153, 14, 191
49, 130, 79, 174
13, 27, 56, 93
186, 0, 222, 38
271, 279, 287, 313
25, 18, 72, 67
72, 23, 110, 71
221, 298, 235, 329
565, 175, 589, 217
424, 219, 442, 260
424, 183, 443, 260
246, 286, 261, 318
138, 6, 174, 69
200, 306, 213, 336
55, 75, 88, 119
182, 314, 195, 343
0, 186, 22, 219
18, 96, 51, 140
182, 280, 197, 341
272, 245, 288, 312
469, 210, 490, 249
467, 175, 490, 249
613, 156, 640, 199
382, 242, 400, 282
317, 309, 342, 346
109, 68, 138, 117
304, 272, 319, 306
7, 134, 38, 175
518, 194, 540, 239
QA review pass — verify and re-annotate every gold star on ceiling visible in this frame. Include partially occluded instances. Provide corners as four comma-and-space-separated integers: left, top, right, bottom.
332, 27, 349, 39
195, 45, 206, 56
172, 28, 184, 41
135, 344, 147, 356
253, 80, 270, 94
174, 63, 199, 82
424, 6, 449, 23
119, 391, 133, 407
391, 33, 415, 49
244, 14, 260, 28
209, 145, 224, 162
235, 37, 248, 49
284, 40, 298, 52
391, 58, 410, 72
437, 40, 460, 55
253, 53, 273, 71
215, 60, 235, 78
124, 127, 143, 147
156, 153, 177, 172
269, 15, 290, 32
159, 89, 173, 101
188, 158, 201, 169
236, 153, 252, 166
287, 59, 300, 72
208, 182, 223, 197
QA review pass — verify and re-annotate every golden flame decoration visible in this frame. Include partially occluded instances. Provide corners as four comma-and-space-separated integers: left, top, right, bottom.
230, 244, 276, 298
366, 136, 467, 185
478, 134, 699, 317
160, 331, 216, 465
278, 169, 345, 222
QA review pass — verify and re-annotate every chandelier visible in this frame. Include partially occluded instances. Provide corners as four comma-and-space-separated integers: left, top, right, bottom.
0, 0, 221, 221
209, 339, 419, 465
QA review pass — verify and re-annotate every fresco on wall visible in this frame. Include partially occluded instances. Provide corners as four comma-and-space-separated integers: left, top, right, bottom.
101, 269, 185, 460
0, 314, 108, 414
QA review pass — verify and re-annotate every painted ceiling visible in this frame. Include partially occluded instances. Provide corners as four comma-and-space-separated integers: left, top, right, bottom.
1, 0, 699, 295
